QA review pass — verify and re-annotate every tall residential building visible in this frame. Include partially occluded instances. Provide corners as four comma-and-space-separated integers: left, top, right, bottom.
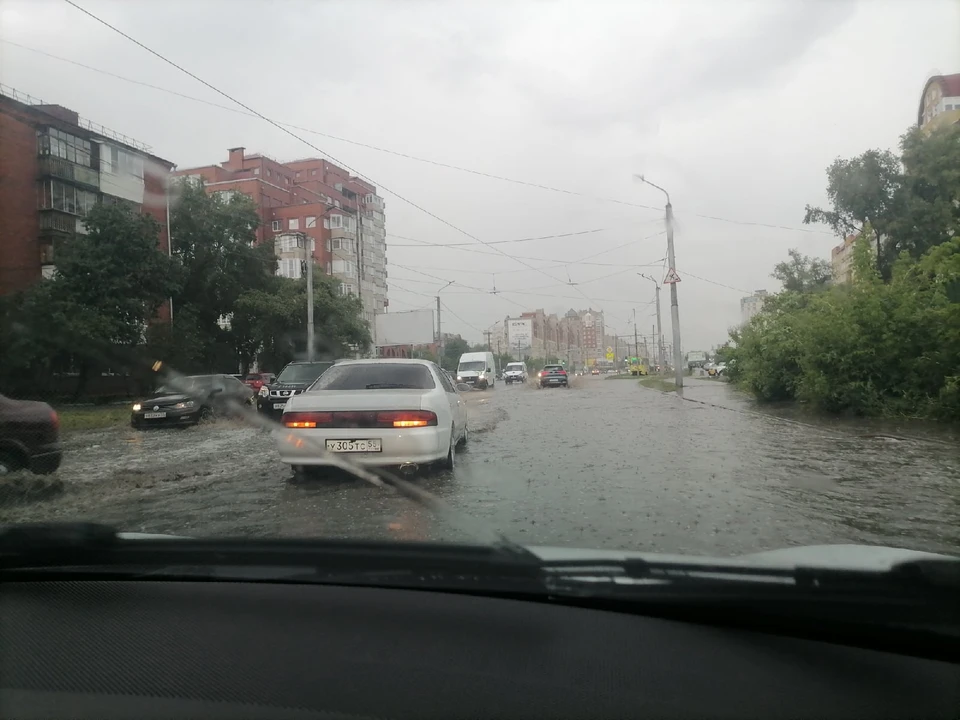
0, 86, 174, 312
740, 290, 769, 325
171, 149, 388, 336
918, 73, 960, 131
831, 234, 859, 285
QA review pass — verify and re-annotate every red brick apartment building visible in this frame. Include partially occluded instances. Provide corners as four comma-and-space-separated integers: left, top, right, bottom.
0, 87, 174, 320
171, 148, 388, 331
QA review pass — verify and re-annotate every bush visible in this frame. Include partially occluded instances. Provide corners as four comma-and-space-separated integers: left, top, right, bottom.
729, 237, 960, 421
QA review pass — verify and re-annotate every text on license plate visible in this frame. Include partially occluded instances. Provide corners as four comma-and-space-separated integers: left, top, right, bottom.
273, 403, 287, 409
325, 439, 382, 453
143, 412, 166, 419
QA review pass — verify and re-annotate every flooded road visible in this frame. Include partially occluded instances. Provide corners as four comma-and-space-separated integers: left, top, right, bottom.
2, 376, 959, 556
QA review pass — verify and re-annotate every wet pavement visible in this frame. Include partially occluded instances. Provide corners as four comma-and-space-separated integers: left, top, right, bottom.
2, 375, 959, 556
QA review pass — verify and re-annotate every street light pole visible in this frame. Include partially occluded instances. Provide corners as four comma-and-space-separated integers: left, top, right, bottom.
640, 274, 664, 372
636, 175, 683, 389
302, 232, 315, 362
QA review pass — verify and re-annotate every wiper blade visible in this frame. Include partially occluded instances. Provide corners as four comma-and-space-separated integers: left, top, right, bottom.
364, 383, 420, 389
539, 556, 960, 594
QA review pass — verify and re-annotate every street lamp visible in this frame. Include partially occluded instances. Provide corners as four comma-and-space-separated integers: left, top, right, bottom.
639, 273, 664, 372
634, 174, 683, 389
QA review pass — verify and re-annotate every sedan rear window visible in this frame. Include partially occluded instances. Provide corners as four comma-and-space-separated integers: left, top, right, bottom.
543, 365, 564, 371
313, 363, 436, 390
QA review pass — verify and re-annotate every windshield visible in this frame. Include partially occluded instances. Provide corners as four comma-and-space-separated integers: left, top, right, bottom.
313, 364, 436, 390
0, 0, 958, 584
155, 377, 214, 394
276, 363, 332, 385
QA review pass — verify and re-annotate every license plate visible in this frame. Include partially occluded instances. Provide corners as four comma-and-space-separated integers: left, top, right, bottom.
143, 412, 166, 419
325, 439, 382, 453
549, 378, 560, 383
273, 403, 287, 409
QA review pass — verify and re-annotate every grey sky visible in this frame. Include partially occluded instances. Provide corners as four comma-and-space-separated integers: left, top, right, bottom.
2, 0, 958, 347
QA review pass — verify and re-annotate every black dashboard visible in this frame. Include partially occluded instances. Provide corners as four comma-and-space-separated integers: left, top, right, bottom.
2, 579, 958, 719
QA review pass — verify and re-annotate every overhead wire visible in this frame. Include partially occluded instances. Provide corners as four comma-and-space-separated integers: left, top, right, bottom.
1, 36, 836, 237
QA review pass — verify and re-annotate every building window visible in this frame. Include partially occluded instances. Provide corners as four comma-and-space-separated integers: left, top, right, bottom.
326, 262, 332, 274
253, 167, 260, 175
311, 169, 317, 176
39, 180, 98, 216
339, 283, 355, 296
271, 220, 281, 232
279, 258, 302, 279
327, 214, 343, 229
289, 218, 299, 230
38, 128, 92, 167
296, 171, 300, 178
103, 146, 143, 178
305, 216, 316, 228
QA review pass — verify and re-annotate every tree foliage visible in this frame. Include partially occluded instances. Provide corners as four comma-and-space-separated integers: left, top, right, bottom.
728, 237, 960, 420
771, 249, 832, 293
804, 123, 960, 277
0, 202, 180, 396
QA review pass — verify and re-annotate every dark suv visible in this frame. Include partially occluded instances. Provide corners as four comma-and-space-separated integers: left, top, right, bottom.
257, 361, 335, 419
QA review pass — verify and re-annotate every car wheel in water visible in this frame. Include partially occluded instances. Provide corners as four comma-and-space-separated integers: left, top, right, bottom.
0, 451, 23, 475
443, 425, 456, 471
198, 407, 215, 424
457, 423, 468, 447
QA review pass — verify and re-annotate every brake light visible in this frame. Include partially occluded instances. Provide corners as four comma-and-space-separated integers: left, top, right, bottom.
377, 410, 438, 428
283, 411, 333, 428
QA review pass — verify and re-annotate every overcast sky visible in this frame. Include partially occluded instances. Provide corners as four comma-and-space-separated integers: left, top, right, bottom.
2, 0, 958, 348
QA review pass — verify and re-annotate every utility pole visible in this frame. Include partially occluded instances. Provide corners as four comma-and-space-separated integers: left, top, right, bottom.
633, 310, 639, 361
436, 295, 443, 367
636, 175, 683, 388
302, 233, 314, 361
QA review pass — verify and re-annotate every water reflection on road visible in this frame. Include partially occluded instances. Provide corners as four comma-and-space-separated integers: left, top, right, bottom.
2, 376, 958, 557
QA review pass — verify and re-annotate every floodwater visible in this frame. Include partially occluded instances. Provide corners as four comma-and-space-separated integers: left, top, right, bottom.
2, 375, 958, 557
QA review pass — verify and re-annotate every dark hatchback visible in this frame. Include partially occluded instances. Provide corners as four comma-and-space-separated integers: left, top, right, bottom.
0, 394, 62, 474
131, 375, 254, 429
257, 361, 335, 419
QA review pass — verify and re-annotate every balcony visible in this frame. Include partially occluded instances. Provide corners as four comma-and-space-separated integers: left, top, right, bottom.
38, 156, 100, 190
39, 210, 87, 238
329, 226, 356, 240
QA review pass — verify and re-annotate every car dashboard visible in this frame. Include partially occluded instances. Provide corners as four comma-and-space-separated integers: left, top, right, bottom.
1, 578, 958, 719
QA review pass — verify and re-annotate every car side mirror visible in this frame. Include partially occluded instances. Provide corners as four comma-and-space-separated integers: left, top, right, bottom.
456, 383, 472, 392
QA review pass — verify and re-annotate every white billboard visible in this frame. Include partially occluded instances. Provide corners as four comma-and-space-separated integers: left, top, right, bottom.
375, 309, 436, 346
507, 318, 532, 348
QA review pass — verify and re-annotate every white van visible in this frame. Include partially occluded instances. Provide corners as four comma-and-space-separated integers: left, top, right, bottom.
457, 351, 496, 390
503, 362, 527, 384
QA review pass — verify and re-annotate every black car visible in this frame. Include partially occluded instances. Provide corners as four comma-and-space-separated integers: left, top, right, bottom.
256, 361, 335, 419
131, 375, 254, 429
0, 394, 62, 474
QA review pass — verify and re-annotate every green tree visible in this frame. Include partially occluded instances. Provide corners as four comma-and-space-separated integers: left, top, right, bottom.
230, 270, 370, 372
168, 179, 275, 368
771, 249, 832, 293
885, 124, 960, 263
0, 203, 180, 397
803, 149, 901, 270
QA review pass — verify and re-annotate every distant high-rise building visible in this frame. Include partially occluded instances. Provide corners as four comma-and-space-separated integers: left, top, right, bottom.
740, 290, 769, 325
172, 149, 387, 338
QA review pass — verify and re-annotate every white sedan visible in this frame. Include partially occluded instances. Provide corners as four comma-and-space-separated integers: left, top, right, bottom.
276, 359, 468, 474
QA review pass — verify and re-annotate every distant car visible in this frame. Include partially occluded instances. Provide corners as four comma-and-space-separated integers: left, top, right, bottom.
257, 361, 336, 419
244, 372, 276, 392
131, 374, 254, 429
503, 362, 527, 384
0, 394, 62, 475
537, 364, 569, 389
277, 359, 468, 476
591, 368, 601, 376
709, 363, 727, 377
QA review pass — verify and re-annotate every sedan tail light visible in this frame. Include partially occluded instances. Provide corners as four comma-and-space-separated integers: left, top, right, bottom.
376, 410, 438, 428
282, 411, 333, 428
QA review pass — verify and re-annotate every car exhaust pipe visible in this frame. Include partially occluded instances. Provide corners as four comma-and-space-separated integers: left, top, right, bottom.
398, 462, 418, 475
